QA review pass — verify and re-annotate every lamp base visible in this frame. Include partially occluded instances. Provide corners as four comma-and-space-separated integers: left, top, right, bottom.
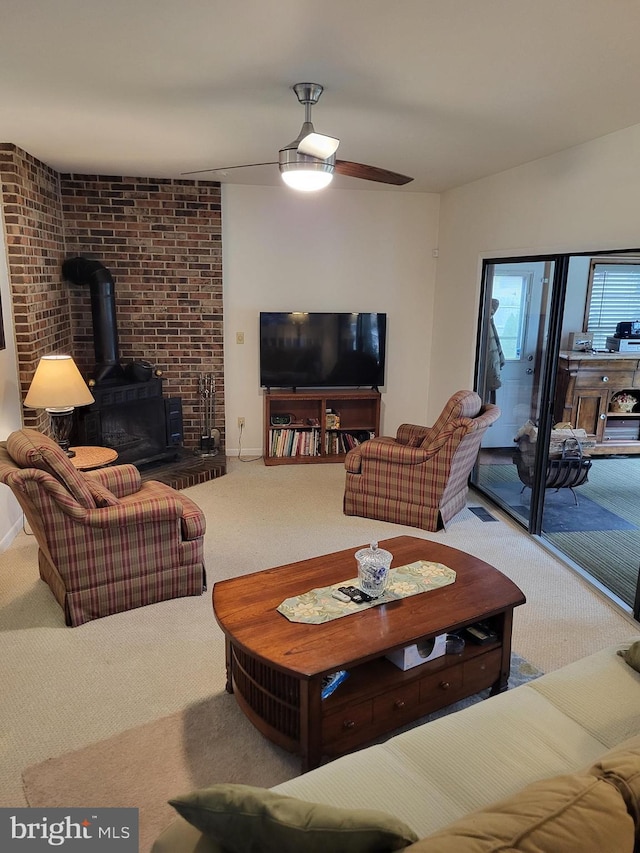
46, 408, 75, 457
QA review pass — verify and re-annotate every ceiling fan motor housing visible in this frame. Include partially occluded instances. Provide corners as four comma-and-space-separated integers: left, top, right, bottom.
278, 146, 335, 180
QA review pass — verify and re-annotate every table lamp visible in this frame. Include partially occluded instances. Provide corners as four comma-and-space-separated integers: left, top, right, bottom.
24, 355, 95, 456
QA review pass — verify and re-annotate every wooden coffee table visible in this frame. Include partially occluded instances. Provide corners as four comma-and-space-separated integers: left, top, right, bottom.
213, 535, 526, 771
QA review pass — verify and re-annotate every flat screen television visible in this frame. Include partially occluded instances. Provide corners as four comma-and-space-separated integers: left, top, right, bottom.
260, 312, 386, 389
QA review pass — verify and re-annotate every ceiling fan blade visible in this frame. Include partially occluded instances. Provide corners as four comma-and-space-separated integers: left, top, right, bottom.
334, 160, 413, 186
181, 162, 277, 176
297, 132, 340, 159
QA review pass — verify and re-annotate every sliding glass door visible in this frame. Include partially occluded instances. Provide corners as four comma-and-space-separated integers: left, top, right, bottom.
473, 258, 560, 531
472, 249, 640, 619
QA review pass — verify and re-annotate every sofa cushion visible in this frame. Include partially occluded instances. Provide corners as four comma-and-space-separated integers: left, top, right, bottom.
168, 784, 418, 853
402, 774, 634, 852
529, 639, 640, 748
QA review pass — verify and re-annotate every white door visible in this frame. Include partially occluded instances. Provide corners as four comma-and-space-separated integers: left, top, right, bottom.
482, 261, 550, 447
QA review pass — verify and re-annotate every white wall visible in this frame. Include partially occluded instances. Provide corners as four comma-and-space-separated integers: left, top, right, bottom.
432, 122, 640, 422
0, 201, 25, 547
222, 184, 440, 454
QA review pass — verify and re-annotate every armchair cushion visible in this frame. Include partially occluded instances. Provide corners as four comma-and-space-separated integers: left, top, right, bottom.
396, 424, 433, 448
7, 428, 96, 509
85, 480, 121, 508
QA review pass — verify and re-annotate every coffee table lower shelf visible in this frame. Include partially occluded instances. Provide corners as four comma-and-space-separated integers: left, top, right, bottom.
225, 638, 504, 770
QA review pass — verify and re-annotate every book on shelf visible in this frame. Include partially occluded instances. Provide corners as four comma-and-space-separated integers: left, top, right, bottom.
323, 430, 376, 455
268, 427, 320, 458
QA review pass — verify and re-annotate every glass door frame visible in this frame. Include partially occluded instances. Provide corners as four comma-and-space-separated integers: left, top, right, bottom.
473, 246, 640, 619
473, 253, 568, 536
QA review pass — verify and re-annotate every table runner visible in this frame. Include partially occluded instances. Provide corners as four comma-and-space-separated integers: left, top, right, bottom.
277, 560, 456, 624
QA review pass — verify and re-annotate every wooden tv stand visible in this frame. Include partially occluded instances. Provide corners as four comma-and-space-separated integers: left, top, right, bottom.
264, 389, 381, 465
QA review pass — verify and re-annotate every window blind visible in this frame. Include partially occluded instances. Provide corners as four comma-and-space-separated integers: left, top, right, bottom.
587, 263, 640, 349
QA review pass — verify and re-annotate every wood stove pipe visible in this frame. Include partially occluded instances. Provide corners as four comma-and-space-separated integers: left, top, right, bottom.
62, 257, 124, 384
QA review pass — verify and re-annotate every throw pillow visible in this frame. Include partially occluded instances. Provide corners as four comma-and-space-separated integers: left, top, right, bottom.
618, 640, 640, 673
169, 784, 419, 853
401, 773, 633, 852
588, 734, 640, 830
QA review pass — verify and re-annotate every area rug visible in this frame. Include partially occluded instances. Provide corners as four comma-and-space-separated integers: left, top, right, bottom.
489, 481, 637, 533
22, 653, 541, 853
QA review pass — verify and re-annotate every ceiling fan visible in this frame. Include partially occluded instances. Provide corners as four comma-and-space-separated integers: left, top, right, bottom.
183, 83, 414, 191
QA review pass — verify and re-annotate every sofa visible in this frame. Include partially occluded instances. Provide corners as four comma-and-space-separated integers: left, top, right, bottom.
153, 638, 640, 851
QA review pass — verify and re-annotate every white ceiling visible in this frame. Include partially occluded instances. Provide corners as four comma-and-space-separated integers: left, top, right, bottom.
3, 0, 640, 193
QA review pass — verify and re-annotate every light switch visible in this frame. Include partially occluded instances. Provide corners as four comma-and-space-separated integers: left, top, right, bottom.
236, 332, 244, 344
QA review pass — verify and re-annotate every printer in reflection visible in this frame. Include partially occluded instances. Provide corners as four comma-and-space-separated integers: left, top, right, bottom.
606, 320, 640, 351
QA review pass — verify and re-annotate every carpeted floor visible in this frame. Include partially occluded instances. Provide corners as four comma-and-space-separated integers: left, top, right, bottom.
21, 654, 541, 852
1, 459, 637, 851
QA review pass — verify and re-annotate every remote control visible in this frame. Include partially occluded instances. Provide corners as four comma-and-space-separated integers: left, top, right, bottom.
338, 585, 374, 605
464, 622, 497, 645
331, 589, 352, 603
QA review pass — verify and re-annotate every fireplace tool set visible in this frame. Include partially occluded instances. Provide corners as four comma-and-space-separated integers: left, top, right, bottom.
198, 373, 220, 457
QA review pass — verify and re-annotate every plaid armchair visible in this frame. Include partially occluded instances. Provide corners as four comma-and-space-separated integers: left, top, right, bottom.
0, 429, 206, 626
343, 390, 500, 531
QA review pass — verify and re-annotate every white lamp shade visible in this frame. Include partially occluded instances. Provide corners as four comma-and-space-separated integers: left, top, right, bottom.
24, 355, 95, 410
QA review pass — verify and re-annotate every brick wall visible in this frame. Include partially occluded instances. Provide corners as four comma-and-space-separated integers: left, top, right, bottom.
0, 145, 224, 451
0, 144, 68, 432
60, 175, 224, 450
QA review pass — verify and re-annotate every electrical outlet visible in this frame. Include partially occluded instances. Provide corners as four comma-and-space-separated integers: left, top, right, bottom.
237, 417, 245, 428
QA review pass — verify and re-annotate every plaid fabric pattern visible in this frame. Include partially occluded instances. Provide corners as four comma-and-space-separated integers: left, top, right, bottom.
427, 389, 482, 438
84, 463, 141, 497
8, 428, 96, 509
0, 430, 206, 626
395, 423, 433, 447
85, 480, 121, 507
344, 394, 500, 531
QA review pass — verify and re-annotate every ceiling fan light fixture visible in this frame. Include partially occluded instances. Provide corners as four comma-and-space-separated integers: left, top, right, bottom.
279, 147, 335, 191
280, 167, 334, 191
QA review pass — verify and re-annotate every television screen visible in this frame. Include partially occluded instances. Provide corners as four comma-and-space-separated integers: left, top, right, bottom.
260, 312, 386, 388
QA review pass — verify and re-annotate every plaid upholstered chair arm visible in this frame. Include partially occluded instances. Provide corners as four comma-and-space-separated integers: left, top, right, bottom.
395, 423, 434, 447
82, 495, 189, 529
9, 469, 93, 520
84, 464, 141, 498
345, 448, 363, 473
359, 438, 430, 466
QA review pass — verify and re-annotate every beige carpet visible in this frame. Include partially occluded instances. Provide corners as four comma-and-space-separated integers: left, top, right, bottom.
2, 459, 638, 850
20, 653, 540, 852
22, 693, 300, 852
